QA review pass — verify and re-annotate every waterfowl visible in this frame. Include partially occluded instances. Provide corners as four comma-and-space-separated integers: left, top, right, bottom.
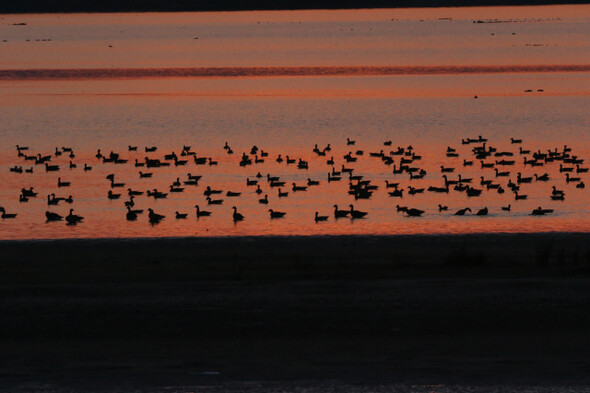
495, 168, 510, 177
125, 196, 135, 207
405, 208, 425, 217
204, 186, 223, 196
259, 194, 269, 204
532, 207, 553, 216
254, 185, 263, 195
307, 178, 320, 186
206, 196, 223, 205
110, 178, 125, 188
388, 189, 403, 197
559, 164, 574, 173
0, 207, 17, 219
455, 208, 471, 216
550, 194, 565, 201
576, 182, 585, 189
175, 211, 188, 219
226, 191, 241, 197
519, 147, 530, 154
54, 147, 62, 156
278, 189, 289, 198
148, 208, 165, 223
269, 209, 286, 219
440, 166, 454, 173
292, 183, 307, 192
139, 171, 153, 178
195, 205, 212, 217
45, 163, 59, 172
105, 189, 121, 201
64, 195, 73, 204
576, 165, 588, 173
466, 187, 482, 197
327, 157, 334, 165
476, 207, 488, 216
385, 180, 399, 189
128, 145, 138, 151
438, 204, 448, 212
315, 212, 328, 222
16, 145, 29, 151
47, 194, 59, 205
510, 138, 522, 144
170, 185, 185, 193
19, 194, 29, 203
535, 173, 549, 181
45, 211, 63, 221
96, 149, 103, 159
514, 191, 527, 200
276, 154, 283, 163
246, 178, 258, 186
349, 204, 367, 219
145, 146, 157, 152
66, 209, 83, 225
566, 173, 581, 183
84, 163, 92, 171
333, 204, 350, 218
25, 167, 33, 173
232, 206, 245, 222
463, 159, 473, 166
174, 157, 188, 166
347, 138, 355, 145
501, 204, 511, 211
286, 156, 296, 164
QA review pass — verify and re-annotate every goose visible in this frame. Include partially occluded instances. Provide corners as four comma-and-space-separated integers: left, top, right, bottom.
404, 208, 424, 217
172, 178, 181, 187
194, 156, 207, 165
341, 165, 354, 173
276, 154, 283, 163
226, 191, 241, 197
438, 204, 448, 212
96, 149, 103, 159
134, 159, 145, 167
169, 185, 185, 193
559, 164, 574, 173
128, 145, 138, 151
501, 204, 511, 211
455, 208, 471, 216
535, 173, 549, 181
510, 137, 522, 144
278, 189, 289, 198
69, 161, 76, 169
307, 178, 320, 186
108, 190, 121, 200
195, 205, 212, 217
19, 194, 29, 203
466, 187, 482, 197
333, 204, 350, 218
232, 206, 244, 222
175, 211, 188, 219
127, 188, 143, 197
396, 205, 407, 212
110, 178, 125, 188
388, 189, 403, 197
576, 182, 585, 189
476, 207, 488, 216
84, 163, 92, 171
314, 212, 328, 222
139, 171, 153, 178
145, 146, 157, 153
458, 175, 472, 183
327, 157, 334, 165
54, 147, 62, 156
519, 147, 531, 154
208, 157, 218, 166
550, 194, 565, 201
517, 173, 532, 183
495, 168, 510, 177
204, 186, 222, 196
246, 178, 258, 186
206, 196, 223, 205
45, 163, 59, 172
480, 161, 494, 169
463, 159, 473, 166
65, 209, 83, 225
347, 138, 355, 145
25, 167, 33, 173
0, 207, 17, 219
285, 156, 296, 164
259, 194, 269, 204
349, 205, 367, 219
292, 183, 307, 192
532, 207, 553, 216
566, 173, 581, 183
440, 166, 454, 173
47, 194, 59, 205
69, 151, 76, 159
124, 196, 135, 207
267, 174, 280, 183
223, 141, 231, 151
255, 185, 263, 195
254, 156, 264, 164
16, 145, 29, 151
148, 208, 165, 223
514, 191, 527, 200
22, 187, 37, 197
45, 211, 63, 221
408, 186, 424, 195
174, 157, 188, 166
64, 195, 73, 204
268, 209, 286, 219
385, 180, 399, 189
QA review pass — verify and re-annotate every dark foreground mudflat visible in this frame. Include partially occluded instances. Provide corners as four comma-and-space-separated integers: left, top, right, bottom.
1, 233, 590, 391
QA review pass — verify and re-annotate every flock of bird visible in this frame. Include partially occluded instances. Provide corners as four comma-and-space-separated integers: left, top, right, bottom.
3, 135, 587, 227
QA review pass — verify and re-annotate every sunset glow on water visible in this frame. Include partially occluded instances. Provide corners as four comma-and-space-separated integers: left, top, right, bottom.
0, 5, 589, 240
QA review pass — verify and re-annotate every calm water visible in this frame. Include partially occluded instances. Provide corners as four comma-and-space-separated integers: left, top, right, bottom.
0, 6, 589, 240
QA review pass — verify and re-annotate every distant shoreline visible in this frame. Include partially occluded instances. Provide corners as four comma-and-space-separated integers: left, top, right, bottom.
1, 0, 589, 14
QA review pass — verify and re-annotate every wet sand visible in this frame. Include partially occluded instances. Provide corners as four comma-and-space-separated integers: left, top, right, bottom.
1, 233, 590, 391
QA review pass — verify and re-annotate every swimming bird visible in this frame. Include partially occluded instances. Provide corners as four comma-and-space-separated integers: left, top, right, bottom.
195, 205, 212, 217
65, 209, 83, 225
108, 190, 121, 200
455, 208, 471, 216
438, 204, 448, 212
269, 209, 286, 219
315, 212, 328, 222
278, 189, 289, 198
476, 207, 488, 216
349, 204, 367, 219
45, 211, 63, 221
0, 207, 17, 219
501, 204, 511, 212
404, 208, 424, 217
531, 207, 553, 216
206, 196, 223, 205
148, 208, 165, 223
292, 183, 307, 192
47, 194, 59, 205
333, 204, 349, 218
566, 173, 581, 183
139, 171, 153, 178
347, 138, 355, 145
175, 211, 188, 219
232, 206, 244, 222
259, 194, 269, 204
226, 191, 241, 197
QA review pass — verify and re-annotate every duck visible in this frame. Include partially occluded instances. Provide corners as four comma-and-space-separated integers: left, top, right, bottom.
45, 211, 63, 221
148, 208, 165, 223
268, 209, 286, 219
349, 204, 367, 219
455, 208, 471, 216
314, 212, 328, 222
232, 206, 245, 222
175, 211, 188, 219
195, 205, 212, 217
65, 209, 83, 225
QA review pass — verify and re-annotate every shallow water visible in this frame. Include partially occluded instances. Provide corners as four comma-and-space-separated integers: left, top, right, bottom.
0, 6, 589, 240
